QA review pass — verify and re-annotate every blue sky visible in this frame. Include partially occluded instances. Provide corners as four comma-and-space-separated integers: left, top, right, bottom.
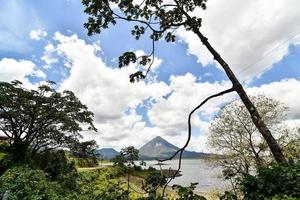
0, 0, 300, 151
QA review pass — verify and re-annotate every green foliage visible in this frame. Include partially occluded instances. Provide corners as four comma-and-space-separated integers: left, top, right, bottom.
97, 181, 129, 200
142, 171, 167, 194
71, 156, 98, 168
76, 167, 128, 200
70, 140, 98, 158
241, 161, 300, 200
82, 0, 207, 36
0, 141, 9, 153
69, 140, 99, 167
208, 95, 289, 183
0, 142, 11, 174
172, 183, 207, 200
219, 191, 238, 200
0, 153, 13, 175
32, 150, 78, 189
0, 80, 97, 162
0, 152, 5, 160
0, 166, 53, 200
113, 146, 139, 167
283, 128, 300, 162
119, 52, 137, 68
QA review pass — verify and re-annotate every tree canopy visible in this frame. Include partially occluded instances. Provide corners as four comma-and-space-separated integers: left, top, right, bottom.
70, 140, 99, 158
209, 95, 288, 178
113, 146, 139, 166
0, 80, 97, 162
82, 0, 207, 82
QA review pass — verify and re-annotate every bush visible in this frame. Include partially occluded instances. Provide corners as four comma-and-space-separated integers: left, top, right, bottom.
72, 156, 98, 168
241, 161, 300, 200
0, 142, 12, 175
172, 183, 207, 200
0, 166, 54, 200
31, 150, 78, 189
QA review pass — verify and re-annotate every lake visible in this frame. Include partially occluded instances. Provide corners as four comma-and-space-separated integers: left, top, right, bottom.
143, 159, 230, 193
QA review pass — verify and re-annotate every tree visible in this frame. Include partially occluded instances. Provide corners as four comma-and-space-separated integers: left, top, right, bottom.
208, 95, 287, 180
0, 80, 97, 162
70, 140, 99, 158
113, 146, 139, 191
82, 0, 287, 164
113, 146, 139, 167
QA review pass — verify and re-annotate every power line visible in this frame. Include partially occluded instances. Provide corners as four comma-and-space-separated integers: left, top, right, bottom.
236, 31, 300, 76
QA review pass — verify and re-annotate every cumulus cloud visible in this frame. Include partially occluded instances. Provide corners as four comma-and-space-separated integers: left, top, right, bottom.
5, 31, 298, 153
29, 29, 48, 40
0, 58, 46, 87
36, 32, 299, 152
177, 0, 300, 81
44, 32, 170, 149
148, 73, 234, 135
248, 78, 300, 120
41, 43, 58, 66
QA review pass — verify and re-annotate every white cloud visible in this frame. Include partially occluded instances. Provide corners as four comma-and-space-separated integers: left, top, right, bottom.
46, 33, 300, 152
29, 29, 47, 40
41, 43, 58, 65
177, 0, 300, 81
48, 33, 217, 151
0, 58, 46, 87
5, 32, 298, 153
148, 73, 234, 135
248, 78, 300, 120
46, 33, 170, 149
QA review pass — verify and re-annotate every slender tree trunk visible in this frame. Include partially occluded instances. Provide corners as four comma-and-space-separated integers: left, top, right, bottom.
193, 28, 288, 165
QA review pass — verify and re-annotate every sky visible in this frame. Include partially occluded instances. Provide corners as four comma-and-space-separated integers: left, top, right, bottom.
0, 0, 300, 152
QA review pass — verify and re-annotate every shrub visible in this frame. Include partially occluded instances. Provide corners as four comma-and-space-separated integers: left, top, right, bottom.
32, 150, 78, 189
0, 166, 53, 200
241, 161, 300, 200
172, 183, 207, 200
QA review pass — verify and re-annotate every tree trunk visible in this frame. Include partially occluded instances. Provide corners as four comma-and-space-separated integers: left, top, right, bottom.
11, 139, 29, 163
193, 28, 288, 165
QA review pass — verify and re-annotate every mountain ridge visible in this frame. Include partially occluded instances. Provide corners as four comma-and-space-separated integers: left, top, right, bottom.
139, 136, 212, 160
95, 148, 119, 159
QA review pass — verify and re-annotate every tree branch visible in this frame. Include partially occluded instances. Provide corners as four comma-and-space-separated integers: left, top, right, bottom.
158, 87, 234, 196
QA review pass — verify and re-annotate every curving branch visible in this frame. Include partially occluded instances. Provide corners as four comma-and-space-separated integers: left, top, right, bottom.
158, 87, 235, 196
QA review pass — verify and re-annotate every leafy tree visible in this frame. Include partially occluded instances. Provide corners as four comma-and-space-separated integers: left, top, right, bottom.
280, 127, 300, 162
70, 140, 99, 158
69, 141, 99, 167
0, 80, 97, 162
113, 146, 139, 167
82, 0, 287, 164
208, 95, 287, 179
112, 146, 140, 193
32, 150, 78, 189
142, 171, 166, 194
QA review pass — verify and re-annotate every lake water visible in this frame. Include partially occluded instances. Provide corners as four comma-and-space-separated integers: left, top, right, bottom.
143, 159, 229, 193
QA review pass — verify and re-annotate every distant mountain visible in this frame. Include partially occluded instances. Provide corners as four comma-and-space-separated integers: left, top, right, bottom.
96, 148, 119, 160
139, 136, 212, 160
